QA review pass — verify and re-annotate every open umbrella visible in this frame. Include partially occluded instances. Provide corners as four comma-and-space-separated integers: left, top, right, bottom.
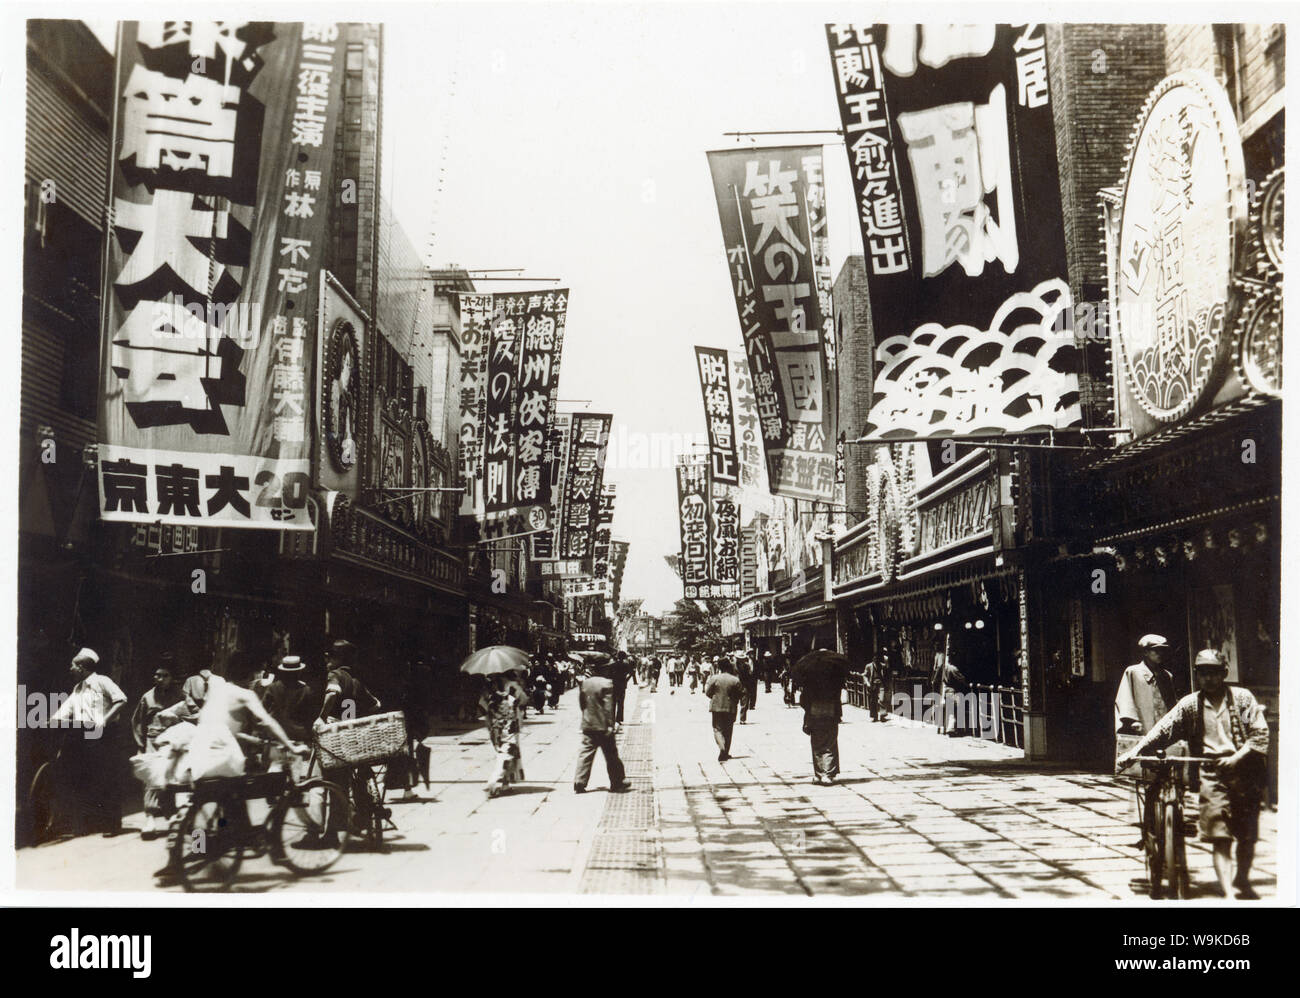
460, 645, 531, 677
791, 648, 850, 694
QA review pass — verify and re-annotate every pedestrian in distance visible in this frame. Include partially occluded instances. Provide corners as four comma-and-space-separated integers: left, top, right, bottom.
1118, 649, 1270, 899
574, 657, 631, 793
649, 655, 662, 692
687, 659, 700, 693
738, 652, 758, 722
704, 658, 744, 762
612, 651, 633, 730
762, 650, 774, 694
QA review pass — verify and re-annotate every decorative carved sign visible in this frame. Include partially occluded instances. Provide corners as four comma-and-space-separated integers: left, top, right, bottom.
918, 477, 995, 555
1114, 71, 1247, 423
324, 320, 359, 472
1235, 288, 1282, 398
1257, 166, 1284, 277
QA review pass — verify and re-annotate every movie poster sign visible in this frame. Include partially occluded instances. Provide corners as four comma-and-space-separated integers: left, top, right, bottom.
707, 146, 837, 503
694, 346, 739, 486
676, 458, 739, 599
99, 22, 345, 529
458, 293, 492, 517
825, 23, 1081, 439
560, 413, 612, 559
531, 410, 572, 560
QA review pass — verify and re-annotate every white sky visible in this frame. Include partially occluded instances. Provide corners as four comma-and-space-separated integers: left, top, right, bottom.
383, 3, 864, 613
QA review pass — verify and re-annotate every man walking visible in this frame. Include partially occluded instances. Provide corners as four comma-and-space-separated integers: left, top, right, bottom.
795, 640, 849, 785
704, 658, 744, 762
51, 648, 128, 836
1118, 650, 1269, 899
737, 653, 756, 723
130, 655, 182, 838
574, 658, 631, 793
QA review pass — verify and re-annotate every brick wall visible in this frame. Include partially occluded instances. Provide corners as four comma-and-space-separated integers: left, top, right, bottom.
1046, 24, 1168, 428
831, 255, 872, 526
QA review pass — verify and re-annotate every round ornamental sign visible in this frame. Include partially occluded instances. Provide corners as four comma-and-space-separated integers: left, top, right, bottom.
1115, 71, 1247, 423
324, 320, 359, 472
1257, 166, 1284, 276
1235, 287, 1282, 398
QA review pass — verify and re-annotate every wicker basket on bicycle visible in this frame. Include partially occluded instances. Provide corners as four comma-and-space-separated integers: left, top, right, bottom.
315, 710, 407, 768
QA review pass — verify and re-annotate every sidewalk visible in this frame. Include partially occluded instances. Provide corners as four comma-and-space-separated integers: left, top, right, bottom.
15, 681, 1277, 900
16, 689, 618, 896
650, 684, 1278, 900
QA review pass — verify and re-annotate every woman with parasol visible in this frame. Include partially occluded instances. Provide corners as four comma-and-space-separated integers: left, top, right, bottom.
461, 646, 531, 797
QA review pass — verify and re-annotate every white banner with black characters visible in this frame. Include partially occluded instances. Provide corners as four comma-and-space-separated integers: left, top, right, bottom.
99, 22, 344, 529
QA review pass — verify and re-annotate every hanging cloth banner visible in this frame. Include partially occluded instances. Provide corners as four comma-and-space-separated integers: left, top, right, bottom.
693, 346, 740, 486
98, 22, 346, 529
560, 412, 612, 560
457, 293, 493, 518
675, 457, 740, 599
483, 290, 569, 527
707, 146, 837, 502
824, 23, 1081, 439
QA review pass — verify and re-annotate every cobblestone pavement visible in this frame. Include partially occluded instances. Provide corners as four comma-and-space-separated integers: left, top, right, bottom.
15, 681, 1277, 900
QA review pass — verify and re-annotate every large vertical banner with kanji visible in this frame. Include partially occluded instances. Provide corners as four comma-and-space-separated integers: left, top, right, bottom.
825, 23, 1081, 439
457, 293, 492, 518
694, 346, 739, 487
560, 413, 611, 560
676, 459, 711, 599
483, 290, 568, 528
707, 147, 837, 502
98, 22, 344, 529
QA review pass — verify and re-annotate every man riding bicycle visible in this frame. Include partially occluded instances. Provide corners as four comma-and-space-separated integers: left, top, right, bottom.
1117, 649, 1269, 900
314, 640, 386, 842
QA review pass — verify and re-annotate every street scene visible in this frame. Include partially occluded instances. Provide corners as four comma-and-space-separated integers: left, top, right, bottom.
19, 680, 1279, 898
13, 10, 1285, 906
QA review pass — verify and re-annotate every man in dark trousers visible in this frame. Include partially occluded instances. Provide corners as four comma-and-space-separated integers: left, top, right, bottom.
574, 657, 631, 793
611, 651, 634, 731
705, 658, 745, 761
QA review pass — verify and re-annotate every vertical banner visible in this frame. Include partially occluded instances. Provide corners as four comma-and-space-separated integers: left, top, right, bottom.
560, 413, 612, 559
484, 291, 568, 527
593, 483, 616, 577
710, 484, 741, 597
99, 22, 345, 529
676, 459, 711, 598
457, 293, 492, 517
609, 539, 630, 605
728, 349, 772, 516
825, 23, 1081, 439
531, 409, 572, 559
707, 146, 837, 502
694, 346, 739, 486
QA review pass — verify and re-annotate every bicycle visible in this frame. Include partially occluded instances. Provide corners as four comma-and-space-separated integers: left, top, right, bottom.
308, 711, 407, 850
27, 740, 65, 845
1128, 751, 1219, 900
168, 756, 351, 893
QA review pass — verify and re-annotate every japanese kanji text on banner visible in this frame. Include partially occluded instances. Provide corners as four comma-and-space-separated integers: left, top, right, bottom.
98, 22, 344, 530
825, 23, 1081, 439
706, 146, 837, 502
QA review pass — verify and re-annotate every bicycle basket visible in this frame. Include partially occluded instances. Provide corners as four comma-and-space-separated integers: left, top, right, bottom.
315, 711, 407, 767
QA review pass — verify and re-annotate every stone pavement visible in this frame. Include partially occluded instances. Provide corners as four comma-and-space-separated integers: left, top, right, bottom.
14, 680, 1277, 900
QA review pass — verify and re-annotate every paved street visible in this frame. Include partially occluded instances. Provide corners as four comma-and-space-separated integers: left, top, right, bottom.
17, 682, 1277, 899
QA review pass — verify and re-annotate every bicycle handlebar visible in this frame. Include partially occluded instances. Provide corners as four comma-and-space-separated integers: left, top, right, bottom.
1128, 755, 1221, 764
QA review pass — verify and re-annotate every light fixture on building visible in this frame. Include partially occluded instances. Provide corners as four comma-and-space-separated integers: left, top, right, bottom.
975, 619, 986, 630
934, 622, 943, 631
964, 621, 973, 630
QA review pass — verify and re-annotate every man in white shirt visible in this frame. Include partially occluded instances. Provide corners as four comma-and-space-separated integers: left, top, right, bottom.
1119, 649, 1270, 899
51, 648, 128, 836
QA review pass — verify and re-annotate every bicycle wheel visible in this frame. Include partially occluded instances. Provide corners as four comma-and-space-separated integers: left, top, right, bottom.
174, 797, 245, 892
28, 762, 59, 845
271, 780, 351, 875
1145, 800, 1166, 900
1164, 801, 1189, 900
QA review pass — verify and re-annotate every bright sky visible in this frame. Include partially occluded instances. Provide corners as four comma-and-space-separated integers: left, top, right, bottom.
384, 3, 863, 613
81, 4, 866, 615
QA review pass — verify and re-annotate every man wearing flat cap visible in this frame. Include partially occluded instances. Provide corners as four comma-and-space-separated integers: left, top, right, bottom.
1119, 649, 1269, 899
1115, 634, 1178, 738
